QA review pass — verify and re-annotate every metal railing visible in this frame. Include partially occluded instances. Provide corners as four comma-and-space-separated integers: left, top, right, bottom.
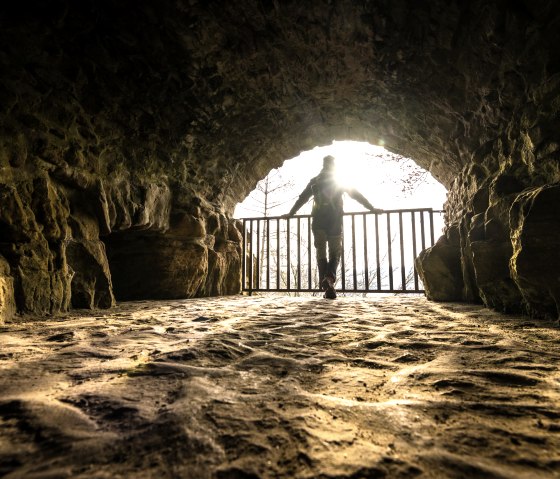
241, 209, 444, 295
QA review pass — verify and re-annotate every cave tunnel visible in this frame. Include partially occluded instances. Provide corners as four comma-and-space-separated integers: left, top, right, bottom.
1, 1, 560, 476
2, 0, 560, 321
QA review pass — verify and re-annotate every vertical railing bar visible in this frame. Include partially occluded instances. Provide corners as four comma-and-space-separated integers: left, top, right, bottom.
399, 212, 406, 291
411, 211, 419, 291
363, 213, 369, 291
420, 210, 426, 251
242, 219, 247, 291
266, 218, 270, 290
429, 209, 435, 246
340, 217, 346, 291
256, 219, 261, 290
297, 217, 301, 291
307, 217, 312, 290
286, 217, 291, 290
375, 213, 381, 291
276, 218, 280, 290
248, 219, 254, 294
351, 214, 357, 291
387, 212, 394, 291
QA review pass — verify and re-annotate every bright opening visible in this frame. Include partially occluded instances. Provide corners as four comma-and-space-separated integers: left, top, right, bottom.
235, 141, 448, 295
234, 141, 447, 218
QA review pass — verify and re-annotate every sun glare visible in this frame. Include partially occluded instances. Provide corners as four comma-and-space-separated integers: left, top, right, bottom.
234, 141, 447, 218
329, 141, 387, 190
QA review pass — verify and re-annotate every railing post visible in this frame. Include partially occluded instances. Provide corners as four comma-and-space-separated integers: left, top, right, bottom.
363, 213, 369, 290
266, 218, 270, 290
375, 213, 381, 291
411, 211, 419, 291
429, 209, 435, 246
351, 213, 357, 291
286, 217, 291, 290
256, 219, 261, 290
276, 218, 280, 289
248, 220, 254, 295
242, 219, 247, 292
307, 217, 312, 289
387, 212, 394, 291
340, 217, 346, 291
399, 212, 406, 291
297, 217, 301, 291
420, 210, 426, 251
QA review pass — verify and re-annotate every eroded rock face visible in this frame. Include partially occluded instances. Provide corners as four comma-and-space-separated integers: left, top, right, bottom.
416, 228, 463, 302
105, 214, 242, 300
420, 142, 560, 317
0, 1, 559, 317
0, 256, 15, 323
510, 185, 560, 318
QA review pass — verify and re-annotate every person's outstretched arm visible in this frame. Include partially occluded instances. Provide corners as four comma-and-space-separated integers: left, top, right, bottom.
286, 183, 313, 216
347, 188, 384, 214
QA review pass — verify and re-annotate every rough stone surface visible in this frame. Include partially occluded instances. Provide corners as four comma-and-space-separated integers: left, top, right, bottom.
107, 235, 209, 301
66, 239, 115, 309
416, 231, 463, 302
510, 184, 560, 319
0, 256, 15, 323
0, 1, 560, 315
471, 239, 521, 313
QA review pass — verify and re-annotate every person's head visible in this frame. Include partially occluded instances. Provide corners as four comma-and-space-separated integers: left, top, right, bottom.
322, 155, 335, 171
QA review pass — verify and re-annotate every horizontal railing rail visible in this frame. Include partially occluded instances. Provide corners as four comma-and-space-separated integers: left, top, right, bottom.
241, 209, 444, 295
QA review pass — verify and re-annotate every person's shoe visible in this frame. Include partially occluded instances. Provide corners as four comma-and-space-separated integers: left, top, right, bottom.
324, 288, 337, 299
322, 276, 337, 300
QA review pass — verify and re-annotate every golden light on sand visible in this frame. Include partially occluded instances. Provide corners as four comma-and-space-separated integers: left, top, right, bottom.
1, 296, 560, 477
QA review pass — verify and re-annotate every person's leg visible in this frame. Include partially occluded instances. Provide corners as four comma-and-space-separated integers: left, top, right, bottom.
313, 229, 328, 288
327, 234, 342, 282
326, 215, 343, 283
317, 258, 328, 289
317, 215, 342, 299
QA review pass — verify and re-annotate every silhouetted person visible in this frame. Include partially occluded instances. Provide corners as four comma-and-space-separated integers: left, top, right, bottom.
285, 155, 383, 299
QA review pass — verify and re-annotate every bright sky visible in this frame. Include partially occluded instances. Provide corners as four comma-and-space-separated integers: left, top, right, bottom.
234, 141, 447, 218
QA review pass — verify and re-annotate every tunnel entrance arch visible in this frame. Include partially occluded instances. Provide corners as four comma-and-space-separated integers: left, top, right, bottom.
236, 141, 446, 295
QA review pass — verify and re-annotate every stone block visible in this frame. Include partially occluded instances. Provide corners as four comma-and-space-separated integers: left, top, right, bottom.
468, 213, 485, 242
106, 234, 208, 300
0, 256, 15, 323
105, 179, 171, 233
510, 184, 560, 319
202, 240, 242, 296
228, 219, 243, 244
416, 235, 463, 302
66, 239, 115, 309
471, 240, 523, 313
31, 175, 70, 241
168, 210, 206, 239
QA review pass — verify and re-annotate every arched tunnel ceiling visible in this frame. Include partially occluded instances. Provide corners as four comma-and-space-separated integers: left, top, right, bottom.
2, 0, 559, 213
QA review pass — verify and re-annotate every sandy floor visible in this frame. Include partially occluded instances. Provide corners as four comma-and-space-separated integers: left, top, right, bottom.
0, 294, 559, 479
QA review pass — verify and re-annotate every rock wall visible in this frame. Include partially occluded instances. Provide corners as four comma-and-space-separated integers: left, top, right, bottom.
417, 56, 560, 319
0, 1, 246, 318
0, 162, 242, 318
0, 0, 559, 318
